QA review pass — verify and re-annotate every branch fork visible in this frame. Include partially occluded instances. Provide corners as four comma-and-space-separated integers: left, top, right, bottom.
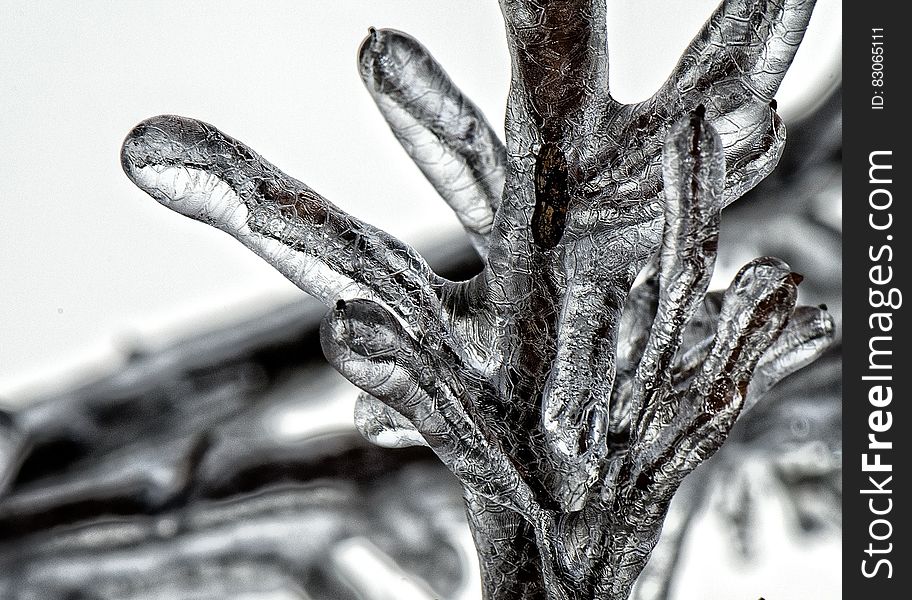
121, 2, 829, 598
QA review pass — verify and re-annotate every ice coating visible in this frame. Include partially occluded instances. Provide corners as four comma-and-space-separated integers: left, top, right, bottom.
121, 1, 827, 598
353, 392, 427, 449
121, 115, 445, 331
746, 304, 836, 410
359, 28, 506, 256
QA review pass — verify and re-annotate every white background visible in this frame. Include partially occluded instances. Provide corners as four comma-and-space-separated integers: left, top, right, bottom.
0, 3, 841, 596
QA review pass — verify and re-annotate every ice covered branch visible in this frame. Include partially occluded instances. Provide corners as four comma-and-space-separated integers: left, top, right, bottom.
121, 2, 829, 598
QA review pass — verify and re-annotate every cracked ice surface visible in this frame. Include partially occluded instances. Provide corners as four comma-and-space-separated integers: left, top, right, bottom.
118, 2, 830, 598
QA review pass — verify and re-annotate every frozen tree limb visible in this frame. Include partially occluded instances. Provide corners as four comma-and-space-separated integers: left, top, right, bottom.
353, 392, 427, 449
121, 2, 826, 598
663, 0, 816, 105
321, 298, 544, 521
616, 260, 660, 375
359, 28, 506, 256
746, 304, 835, 410
630, 107, 725, 428
121, 116, 445, 332
633, 258, 800, 500
629, 0, 814, 205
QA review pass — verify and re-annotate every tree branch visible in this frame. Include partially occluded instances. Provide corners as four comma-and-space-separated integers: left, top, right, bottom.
359, 28, 507, 256
121, 115, 444, 331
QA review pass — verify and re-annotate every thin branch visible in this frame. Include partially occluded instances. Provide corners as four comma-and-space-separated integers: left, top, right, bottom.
746, 304, 835, 410
359, 28, 506, 256
353, 391, 427, 449
320, 298, 542, 521
659, 0, 818, 109
121, 115, 444, 331
634, 107, 725, 417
